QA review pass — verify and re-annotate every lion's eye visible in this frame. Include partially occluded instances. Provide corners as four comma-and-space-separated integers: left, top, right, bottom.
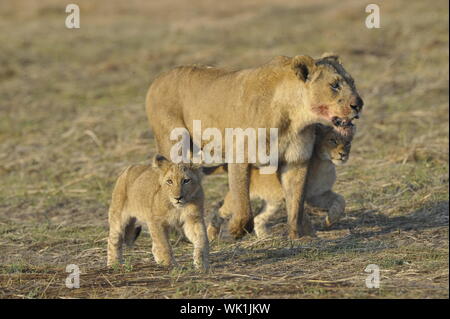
183, 178, 191, 184
330, 138, 338, 145
166, 179, 173, 185
330, 81, 340, 91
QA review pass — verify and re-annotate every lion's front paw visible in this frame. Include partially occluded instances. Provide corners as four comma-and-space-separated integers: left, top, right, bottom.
288, 230, 300, 239
228, 215, 253, 239
298, 214, 316, 238
324, 202, 345, 228
207, 224, 220, 241
154, 255, 176, 268
194, 258, 209, 272
254, 222, 271, 238
106, 259, 122, 268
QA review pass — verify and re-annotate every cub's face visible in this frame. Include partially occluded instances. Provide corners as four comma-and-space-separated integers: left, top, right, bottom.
153, 155, 202, 208
317, 130, 353, 166
292, 54, 363, 136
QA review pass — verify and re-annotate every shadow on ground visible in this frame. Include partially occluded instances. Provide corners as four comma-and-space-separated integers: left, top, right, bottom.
208, 200, 449, 267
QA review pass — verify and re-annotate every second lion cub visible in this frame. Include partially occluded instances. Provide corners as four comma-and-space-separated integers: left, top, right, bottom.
208, 125, 355, 240
107, 155, 209, 271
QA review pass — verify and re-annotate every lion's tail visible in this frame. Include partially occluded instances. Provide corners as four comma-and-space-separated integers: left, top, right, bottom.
124, 220, 142, 247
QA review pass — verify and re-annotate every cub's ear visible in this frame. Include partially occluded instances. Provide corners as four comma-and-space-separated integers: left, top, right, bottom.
291, 55, 316, 82
188, 163, 205, 178
320, 52, 341, 63
152, 154, 170, 170
315, 123, 334, 136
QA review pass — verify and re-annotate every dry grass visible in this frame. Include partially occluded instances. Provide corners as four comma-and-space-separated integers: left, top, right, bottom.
0, 0, 448, 298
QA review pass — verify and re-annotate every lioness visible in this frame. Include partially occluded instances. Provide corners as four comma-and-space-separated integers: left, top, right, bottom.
107, 155, 209, 271
207, 125, 355, 240
146, 53, 363, 239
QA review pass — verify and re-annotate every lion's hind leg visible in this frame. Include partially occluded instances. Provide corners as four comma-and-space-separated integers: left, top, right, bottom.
226, 164, 254, 239
107, 213, 126, 267
107, 171, 129, 267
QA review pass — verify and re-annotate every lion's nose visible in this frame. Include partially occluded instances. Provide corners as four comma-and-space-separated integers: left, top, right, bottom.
174, 196, 183, 201
350, 96, 364, 112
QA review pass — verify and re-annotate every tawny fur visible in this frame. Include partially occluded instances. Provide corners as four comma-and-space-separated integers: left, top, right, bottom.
146, 53, 363, 239
207, 126, 354, 240
107, 155, 209, 271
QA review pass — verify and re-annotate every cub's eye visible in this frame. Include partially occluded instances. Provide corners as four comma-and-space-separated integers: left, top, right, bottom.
330, 81, 340, 91
330, 138, 338, 145
183, 178, 191, 184
166, 179, 173, 185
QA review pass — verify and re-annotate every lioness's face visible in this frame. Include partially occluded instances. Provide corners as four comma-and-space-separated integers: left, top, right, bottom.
318, 130, 353, 165
153, 155, 202, 208
292, 54, 363, 136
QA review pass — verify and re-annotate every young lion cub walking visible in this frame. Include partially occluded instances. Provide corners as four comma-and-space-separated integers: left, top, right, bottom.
107, 155, 209, 271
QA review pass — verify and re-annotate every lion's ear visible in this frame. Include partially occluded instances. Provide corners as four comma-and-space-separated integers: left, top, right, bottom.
152, 154, 170, 170
320, 52, 341, 63
291, 55, 316, 82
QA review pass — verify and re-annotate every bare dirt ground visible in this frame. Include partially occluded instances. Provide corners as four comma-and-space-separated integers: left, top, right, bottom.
0, 0, 448, 298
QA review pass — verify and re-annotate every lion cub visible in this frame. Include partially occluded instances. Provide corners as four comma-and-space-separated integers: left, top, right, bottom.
208, 125, 355, 239
107, 155, 209, 270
